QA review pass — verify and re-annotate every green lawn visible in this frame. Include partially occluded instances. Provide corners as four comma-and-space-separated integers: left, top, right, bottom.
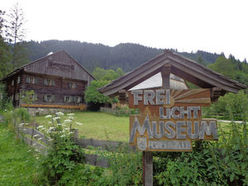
35, 112, 130, 142
34, 111, 238, 143
0, 124, 39, 185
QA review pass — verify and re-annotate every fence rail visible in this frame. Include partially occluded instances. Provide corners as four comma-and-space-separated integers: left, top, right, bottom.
15, 126, 133, 168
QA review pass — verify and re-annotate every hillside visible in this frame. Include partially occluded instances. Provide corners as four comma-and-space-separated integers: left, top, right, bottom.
26, 40, 221, 72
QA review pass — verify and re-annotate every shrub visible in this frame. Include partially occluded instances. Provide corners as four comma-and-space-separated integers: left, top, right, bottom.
38, 113, 85, 185
38, 112, 105, 185
99, 144, 143, 186
153, 122, 248, 185
203, 90, 248, 120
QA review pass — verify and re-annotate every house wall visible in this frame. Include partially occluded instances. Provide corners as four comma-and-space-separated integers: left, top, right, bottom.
21, 72, 87, 105
6, 70, 23, 106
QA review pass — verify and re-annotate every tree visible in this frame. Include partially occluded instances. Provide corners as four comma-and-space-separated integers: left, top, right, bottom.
85, 80, 111, 104
92, 67, 125, 81
0, 10, 12, 79
6, 3, 28, 68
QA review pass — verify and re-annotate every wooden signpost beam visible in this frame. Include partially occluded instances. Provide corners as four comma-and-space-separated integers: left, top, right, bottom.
142, 65, 171, 186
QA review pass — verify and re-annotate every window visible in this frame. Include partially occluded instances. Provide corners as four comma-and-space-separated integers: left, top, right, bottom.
74, 96, 82, 104
26, 76, 37, 84
31, 77, 37, 84
64, 96, 70, 103
68, 82, 77, 89
44, 79, 55, 86
64, 96, 77, 103
26, 76, 30, 83
11, 80, 14, 86
44, 95, 55, 102
17, 76, 21, 84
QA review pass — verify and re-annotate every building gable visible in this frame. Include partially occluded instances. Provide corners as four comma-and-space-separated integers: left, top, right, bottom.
23, 51, 94, 82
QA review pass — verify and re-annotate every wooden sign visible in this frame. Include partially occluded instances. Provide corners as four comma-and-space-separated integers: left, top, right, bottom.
129, 88, 218, 152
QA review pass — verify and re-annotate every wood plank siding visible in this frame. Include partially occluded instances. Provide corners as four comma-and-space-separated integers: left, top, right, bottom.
2, 51, 95, 108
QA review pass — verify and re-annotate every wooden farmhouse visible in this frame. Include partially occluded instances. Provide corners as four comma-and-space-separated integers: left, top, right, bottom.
99, 50, 246, 101
2, 51, 94, 110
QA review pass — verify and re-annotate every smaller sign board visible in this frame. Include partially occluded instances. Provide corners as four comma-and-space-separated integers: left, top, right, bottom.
129, 88, 218, 152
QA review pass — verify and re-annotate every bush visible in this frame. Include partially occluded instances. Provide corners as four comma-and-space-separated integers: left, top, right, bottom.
153, 123, 248, 185
2, 107, 30, 131
203, 90, 248, 120
98, 145, 143, 186
38, 113, 85, 185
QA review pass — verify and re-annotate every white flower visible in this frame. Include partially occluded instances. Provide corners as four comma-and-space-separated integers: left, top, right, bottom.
48, 121, 52, 124
19, 123, 24, 127
37, 125, 44, 129
38, 137, 43, 141
67, 113, 75, 116
57, 123, 62, 126
64, 119, 72, 123
53, 117, 60, 121
45, 115, 52, 118
48, 138, 53, 141
56, 112, 64, 116
68, 116, 74, 120
60, 134, 66, 138
33, 134, 40, 138
75, 122, 83, 126
48, 127, 55, 131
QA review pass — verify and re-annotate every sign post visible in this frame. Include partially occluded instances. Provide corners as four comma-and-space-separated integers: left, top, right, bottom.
128, 68, 218, 186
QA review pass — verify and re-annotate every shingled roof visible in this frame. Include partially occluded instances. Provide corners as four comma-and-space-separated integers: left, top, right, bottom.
99, 50, 246, 97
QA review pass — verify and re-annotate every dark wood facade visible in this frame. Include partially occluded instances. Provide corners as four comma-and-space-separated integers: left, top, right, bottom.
2, 51, 95, 109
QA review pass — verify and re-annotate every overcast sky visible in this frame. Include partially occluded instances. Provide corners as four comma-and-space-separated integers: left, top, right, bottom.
1, 0, 247, 61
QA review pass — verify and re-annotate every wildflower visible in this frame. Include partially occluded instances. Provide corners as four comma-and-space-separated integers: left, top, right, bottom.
45, 115, 52, 118
53, 117, 60, 121
38, 137, 43, 141
60, 134, 66, 138
68, 116, 74, 120
56, 112, 64, 116
67, 113, 75, 116
37, 125, 44, 129
48, 127, 55, 132
48, 121, 52, 124
64, 119, 72, 123
75, 122, 83, 126
48, 138, 53, 142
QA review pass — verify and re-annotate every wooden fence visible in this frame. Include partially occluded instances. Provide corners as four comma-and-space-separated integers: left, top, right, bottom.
16, 126, 135, 168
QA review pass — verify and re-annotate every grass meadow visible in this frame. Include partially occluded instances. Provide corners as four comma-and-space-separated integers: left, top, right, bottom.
34, 111, 235, 143
0, 124, 39, 185
35, 111, 130, 142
